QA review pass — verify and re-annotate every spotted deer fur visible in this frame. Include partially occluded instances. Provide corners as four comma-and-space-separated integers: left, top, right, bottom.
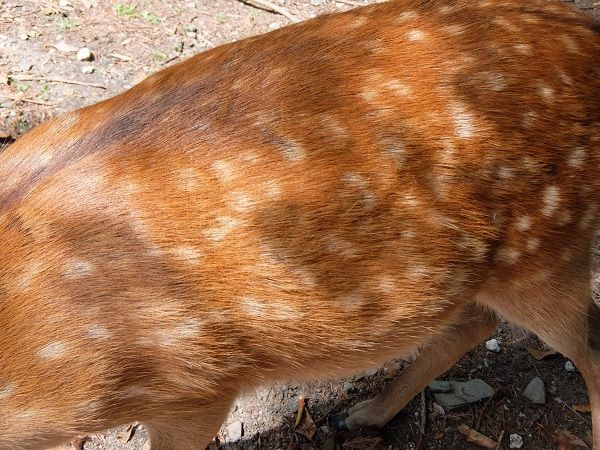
1, 0, 599, 448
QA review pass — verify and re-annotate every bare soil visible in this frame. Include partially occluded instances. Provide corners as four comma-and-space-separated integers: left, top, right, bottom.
1, 1, 599, 449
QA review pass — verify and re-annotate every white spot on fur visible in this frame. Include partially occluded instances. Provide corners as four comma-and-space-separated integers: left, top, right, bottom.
579, 205, 598, 230
438, 5, 454, 14
17, 261, 42, 290
538, 84, 555, 103
385, 79, 411, 97
39, 342, 67, 359
560, 34, 579, 53
397, 10, 418, 22
377, 275, 396, 293
515, 216, 532, 231
279, 140, 305, 162
177, 168, 200, 191
292, 268, 316, 288
173, 246, 202, 264
157, 319, 201, 347
442, 24, 465, 35
403, 193, 419, 207
264, 180, 281, 199
541, 186, 560, 216
65, 259, 93, 278
241, 297, 268, 317
325, 235, 357, 258
527, 237, 540, 252
514, 43, 532, 55
449, 102, 476, 139
340, 291, 365, 310
321, 115, 347, 139
230, 191, 255, 212
382, 138, 406, 165
496, 247, 520, 265
407, 29, 425, 41
86, 325, 110, 340
568, 147, 586, 168
347, 15, 367, 29
498, 166, 514, 179
0, 384, 15, 399
485, 72, 506, 91
522, 111, 537, 129
211, 160, 235, 182
203, 216, 241, 242
408, 265, 429, 279
342, 173, 376, 207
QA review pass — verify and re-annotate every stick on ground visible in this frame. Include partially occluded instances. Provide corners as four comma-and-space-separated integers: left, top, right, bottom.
238, 0, 302, 23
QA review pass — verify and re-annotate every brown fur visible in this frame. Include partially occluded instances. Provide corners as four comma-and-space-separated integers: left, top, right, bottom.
0, 0, 599, 448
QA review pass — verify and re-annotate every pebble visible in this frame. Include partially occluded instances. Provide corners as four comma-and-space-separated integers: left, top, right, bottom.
365, 367, 378, 378
509, 433, 524, 449
311, 0, 327, 5
269, 22, 282, 30
77, 47, 92, 61
81, 65, 95, 74
288, 398, 299, 414
523, 376, 546, 404
431, 402, 445, 417
432, 379, 494, 412
565, 361, 576, 372
485, 339, 501, 352
226, 420, 243, 442
343, 381, 354, 393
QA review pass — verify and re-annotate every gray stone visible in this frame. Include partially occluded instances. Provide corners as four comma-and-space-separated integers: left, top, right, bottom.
343, 382, 354, 393
485, 338, 501, 352
428, 380, 452, 393
565, 361, 576, 372
365, 367, 378, 377
76, 47, 92, 61
433, 379, 494, 412
226, 420, 243, 442
523, 377, 546, 404
81, 65, 95, 74
509, 433, 524, 449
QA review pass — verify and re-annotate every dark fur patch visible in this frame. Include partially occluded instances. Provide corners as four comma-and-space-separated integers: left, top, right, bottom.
587, 302, 600, 353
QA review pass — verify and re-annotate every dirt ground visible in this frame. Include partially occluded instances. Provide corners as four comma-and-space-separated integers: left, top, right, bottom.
1, 0, 600, 449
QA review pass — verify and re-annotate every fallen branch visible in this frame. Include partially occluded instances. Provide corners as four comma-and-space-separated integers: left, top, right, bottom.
8, 74, 107, 90
2, 94, 57, 107
238, 0, 302, 23
458, 424, 497, 449
334, 0, 368, 6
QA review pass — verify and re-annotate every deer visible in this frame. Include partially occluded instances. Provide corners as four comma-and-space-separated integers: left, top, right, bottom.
0, 0, 599, 448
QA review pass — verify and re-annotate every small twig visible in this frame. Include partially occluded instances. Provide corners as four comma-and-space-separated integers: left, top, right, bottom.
495, 430, 505, 450
238, 0, 302, 23
415, 391, 428, 450
2, 95, 57, 106
161, 54, 180, 65
334, 0, 368, 6
475, 396, 494, 430
554, 397, 590, 424
8, 75, 107, 90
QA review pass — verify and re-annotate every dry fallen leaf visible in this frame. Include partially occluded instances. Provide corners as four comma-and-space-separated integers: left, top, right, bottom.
572, 404, 592, 413
527, 346, 558, 360
117, 424, 135, 442
70, 435, 88, 450
458, 424, 497, 449
552, 429, 588, 450
293, 396, 317, 440
51, 41, 79, 53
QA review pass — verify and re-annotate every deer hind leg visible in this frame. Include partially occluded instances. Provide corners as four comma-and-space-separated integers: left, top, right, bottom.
476, 267, 600, 448
334, 303, 498, 431
143, 398, 233, 450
